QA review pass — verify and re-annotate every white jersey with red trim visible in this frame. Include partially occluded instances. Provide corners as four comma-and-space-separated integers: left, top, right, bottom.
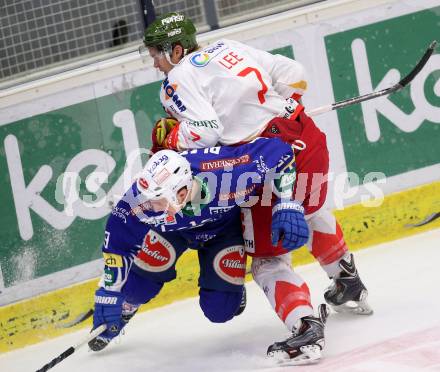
159, 39, 307, 149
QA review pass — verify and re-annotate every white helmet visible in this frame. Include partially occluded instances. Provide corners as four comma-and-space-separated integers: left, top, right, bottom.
136, 150, 193, 210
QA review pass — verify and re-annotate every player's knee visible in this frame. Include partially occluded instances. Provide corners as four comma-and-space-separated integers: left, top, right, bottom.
122, 270, 163, 305
199, 288, 242, 323
251, 255, 292, 286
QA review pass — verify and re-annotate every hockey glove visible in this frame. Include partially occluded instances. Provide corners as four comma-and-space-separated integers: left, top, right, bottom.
151, 117, 179, 153
89, 288, 125, 350
271, 200, 309, 251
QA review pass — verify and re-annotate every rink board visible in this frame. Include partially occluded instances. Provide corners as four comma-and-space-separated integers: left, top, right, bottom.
0, 180, 439, 352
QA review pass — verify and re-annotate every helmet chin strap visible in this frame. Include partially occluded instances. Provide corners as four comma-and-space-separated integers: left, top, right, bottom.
164, 45, 184, 66
163, 54, 177, 76
167, 55, 178, 66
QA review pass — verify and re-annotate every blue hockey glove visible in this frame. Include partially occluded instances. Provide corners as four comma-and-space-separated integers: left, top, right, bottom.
271, 200, 309, 251
91, 288, 125, 343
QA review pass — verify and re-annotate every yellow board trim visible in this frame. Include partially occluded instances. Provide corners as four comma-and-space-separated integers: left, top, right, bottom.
1, 181, 439, 353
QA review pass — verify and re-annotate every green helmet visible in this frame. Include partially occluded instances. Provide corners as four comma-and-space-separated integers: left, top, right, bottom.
143, 12, 197, 52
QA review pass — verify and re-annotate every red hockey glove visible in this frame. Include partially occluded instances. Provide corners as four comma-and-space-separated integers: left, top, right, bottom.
151, 117, 179, 153
163, 124, 180, 150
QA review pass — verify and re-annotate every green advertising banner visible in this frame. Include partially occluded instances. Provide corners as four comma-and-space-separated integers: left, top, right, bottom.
0, 82, 162, 288
325, 7, 440, 183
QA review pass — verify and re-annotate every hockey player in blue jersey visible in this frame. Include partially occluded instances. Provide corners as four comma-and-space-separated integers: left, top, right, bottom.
89, 137, 327, 362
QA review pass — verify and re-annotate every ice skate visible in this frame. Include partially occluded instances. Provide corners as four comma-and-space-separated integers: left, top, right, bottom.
88, 303, 139, 352
267, 304, 329, 365
324, 253, 373, 315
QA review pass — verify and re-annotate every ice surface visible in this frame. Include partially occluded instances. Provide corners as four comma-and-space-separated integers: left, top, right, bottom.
2, 229, 439, 372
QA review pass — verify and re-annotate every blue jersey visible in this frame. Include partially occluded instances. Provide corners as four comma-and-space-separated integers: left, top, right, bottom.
103, 137, 294, 259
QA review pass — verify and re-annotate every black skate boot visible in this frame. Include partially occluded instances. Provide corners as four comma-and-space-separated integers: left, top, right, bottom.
267, 304, 329, 365
235, 286, 247, 317
88, 302, 139, 352
324, 253, 373, 315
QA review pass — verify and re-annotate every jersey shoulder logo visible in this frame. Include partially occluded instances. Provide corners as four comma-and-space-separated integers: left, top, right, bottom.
162, 78, 186, 112
190, 52, 210, 67
189, 41, 228, 67
103, 253, 123, 268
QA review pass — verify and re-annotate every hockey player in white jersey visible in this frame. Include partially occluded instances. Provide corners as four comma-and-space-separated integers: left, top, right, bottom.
141, 12, 372, 364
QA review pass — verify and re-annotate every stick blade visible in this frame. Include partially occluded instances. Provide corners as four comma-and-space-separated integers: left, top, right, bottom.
56, 309, 94, 329
398, 40, 437, 87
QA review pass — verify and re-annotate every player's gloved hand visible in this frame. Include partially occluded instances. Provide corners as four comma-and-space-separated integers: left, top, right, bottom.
88, 288, 125, 351
151, 117, 179, 153
271, 199, 309, 251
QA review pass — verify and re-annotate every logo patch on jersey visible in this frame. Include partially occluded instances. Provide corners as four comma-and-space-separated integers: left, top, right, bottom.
162, 78, 186, 112
104, 268, 115, 286
190, 52, 210, 67
164, 83, 178, 101
190, 41, 227, 67
139, 213, 177, 227
253, 155, 270, 173
187, 120, 219, 129
219, 184, 256, 201
194, 233, 216, 242
213, 246, 246, 285
111, 206, 129, 223
200, 154, 250, 171
279, 172, 296, 189
103, 253, 123, 268
270, 124, 280, 134
134, 230, 176, 272
209, 206, 235, 215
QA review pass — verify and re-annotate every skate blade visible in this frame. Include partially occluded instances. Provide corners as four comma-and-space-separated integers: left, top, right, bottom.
330, 291, 373, 315
268, 344, 322, 366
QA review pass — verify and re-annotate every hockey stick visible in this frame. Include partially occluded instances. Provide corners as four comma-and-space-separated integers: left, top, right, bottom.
306, 40, 437, 117
405, 212, 440, 228
35, 324, 106, 372
57, 308, 94, 328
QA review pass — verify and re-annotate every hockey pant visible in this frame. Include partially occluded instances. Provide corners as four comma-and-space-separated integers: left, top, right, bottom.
122, 227, 246, 323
